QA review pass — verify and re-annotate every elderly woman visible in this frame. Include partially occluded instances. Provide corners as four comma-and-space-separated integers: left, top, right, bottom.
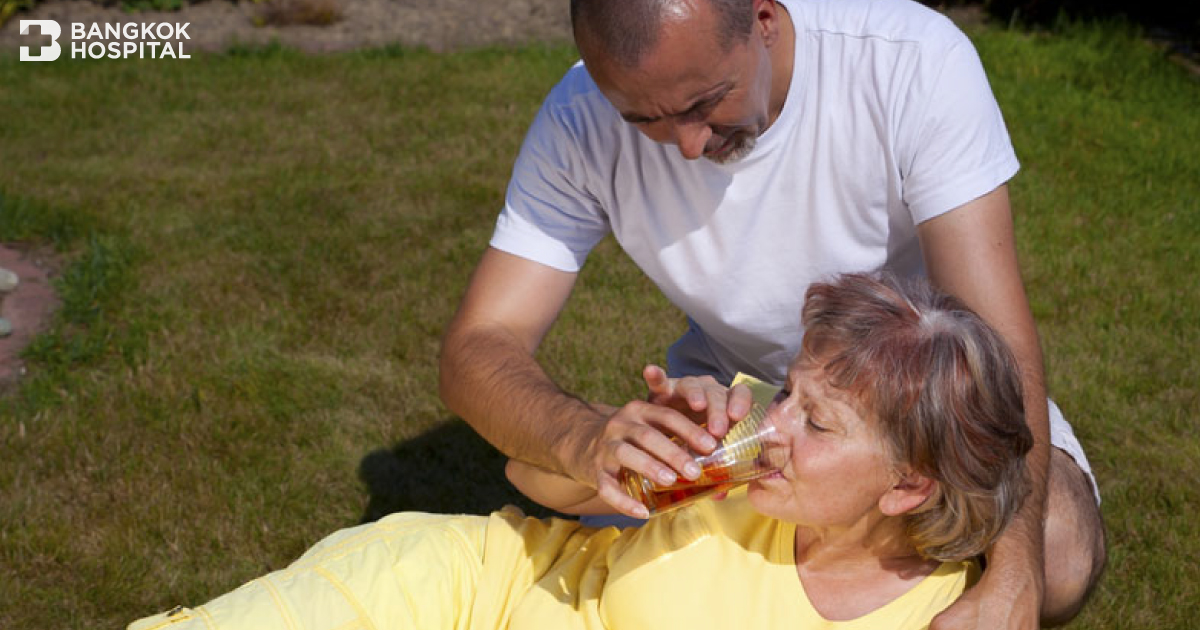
130, 273, 1031, 630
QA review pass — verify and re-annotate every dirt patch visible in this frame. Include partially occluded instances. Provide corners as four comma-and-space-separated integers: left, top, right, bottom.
0, 0, 573, 54
0, 244, 61, 390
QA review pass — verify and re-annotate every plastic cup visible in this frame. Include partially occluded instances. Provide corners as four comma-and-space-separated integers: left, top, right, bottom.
620, 402, 790, 515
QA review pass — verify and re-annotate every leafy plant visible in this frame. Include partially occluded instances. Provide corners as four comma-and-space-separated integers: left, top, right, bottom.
120, 0, 185, 12
255, 0, 343, 27
0, 0, 37, 28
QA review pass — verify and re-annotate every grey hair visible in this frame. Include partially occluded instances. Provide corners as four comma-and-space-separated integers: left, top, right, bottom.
801, 272, 1034, 562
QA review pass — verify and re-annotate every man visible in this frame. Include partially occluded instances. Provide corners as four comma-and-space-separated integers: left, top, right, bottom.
439, 0, 1105, 626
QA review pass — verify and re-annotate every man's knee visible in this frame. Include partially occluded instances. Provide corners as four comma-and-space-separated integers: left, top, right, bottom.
1042, 448, 1106, 627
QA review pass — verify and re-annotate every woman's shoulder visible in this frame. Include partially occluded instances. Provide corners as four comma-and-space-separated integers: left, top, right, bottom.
842, 559, 981, 629
599, 497, 800, 628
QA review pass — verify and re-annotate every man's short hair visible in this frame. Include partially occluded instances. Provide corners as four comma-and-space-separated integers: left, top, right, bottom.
801, 272, 1034, 562
570, 0, 755, 68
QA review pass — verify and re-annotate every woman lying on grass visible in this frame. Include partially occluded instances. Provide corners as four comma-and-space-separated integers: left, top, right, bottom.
130, 272, 1032, 630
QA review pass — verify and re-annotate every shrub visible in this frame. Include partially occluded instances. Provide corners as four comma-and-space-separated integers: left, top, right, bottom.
255, 0, 342, 27
981, 0, 1199, 41
120, 0, 187, 13
0, 0, 38, 28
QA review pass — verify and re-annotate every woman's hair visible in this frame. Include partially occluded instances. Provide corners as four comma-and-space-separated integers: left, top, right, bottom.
800, 272, 1033, 562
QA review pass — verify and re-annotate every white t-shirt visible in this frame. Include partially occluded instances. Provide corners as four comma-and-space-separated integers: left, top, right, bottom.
490, 0, 1020, 385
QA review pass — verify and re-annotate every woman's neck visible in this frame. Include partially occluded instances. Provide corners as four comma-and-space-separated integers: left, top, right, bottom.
794, 519, 942, 621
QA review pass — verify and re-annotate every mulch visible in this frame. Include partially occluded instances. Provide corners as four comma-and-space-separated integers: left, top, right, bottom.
0, 0, 572, 54
0, 245, 60, 390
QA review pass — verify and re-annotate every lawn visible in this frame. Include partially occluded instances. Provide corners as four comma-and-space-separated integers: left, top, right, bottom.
1, 18, 1198, 630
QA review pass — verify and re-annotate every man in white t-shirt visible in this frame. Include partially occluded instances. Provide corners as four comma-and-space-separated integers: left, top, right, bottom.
439, 0, 1104, 627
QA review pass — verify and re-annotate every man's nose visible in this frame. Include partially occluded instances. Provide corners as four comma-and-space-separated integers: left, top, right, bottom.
673, 121, 712, 160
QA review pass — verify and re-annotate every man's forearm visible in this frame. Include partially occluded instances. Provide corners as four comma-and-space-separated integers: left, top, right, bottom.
986, 331, 1050, 582
439, 321, 605, 480
918, 188, 1050, 575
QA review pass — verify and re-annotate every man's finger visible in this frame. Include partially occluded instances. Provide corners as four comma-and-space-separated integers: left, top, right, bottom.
642, 364, 672, 400
702, 385, 731, 438
727, 382, 753, 419
671, 377, 712, 412
704, 383, 755, 440
611, 437, 682, 486
596, 476, 651, 519
619, 417, 714, 481
639, 405, 718, 460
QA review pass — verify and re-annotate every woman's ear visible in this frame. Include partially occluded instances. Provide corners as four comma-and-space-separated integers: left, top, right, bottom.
878, 470, 936, 516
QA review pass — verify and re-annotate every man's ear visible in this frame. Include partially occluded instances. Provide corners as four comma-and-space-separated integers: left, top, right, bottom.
755, 0, 781, 46
878, 470, 937, 516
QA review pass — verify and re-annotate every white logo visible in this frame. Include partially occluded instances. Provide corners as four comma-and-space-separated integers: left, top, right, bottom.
17, 20, 192, 60
71, 22, 191, 59
19, 20, 62, 61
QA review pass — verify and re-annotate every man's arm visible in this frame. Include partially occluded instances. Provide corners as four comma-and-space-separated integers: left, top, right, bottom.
439, 247, 591, 473
439, 247, 728, 518
918, 185, 1048, 630
504, 459, 613, 514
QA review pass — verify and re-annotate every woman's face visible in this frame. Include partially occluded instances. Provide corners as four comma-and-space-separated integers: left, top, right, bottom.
747, 360, 898, 528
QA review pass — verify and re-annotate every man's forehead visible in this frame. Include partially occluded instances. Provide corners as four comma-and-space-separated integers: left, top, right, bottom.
603, 72, 732, 120
589, 28, 737, 118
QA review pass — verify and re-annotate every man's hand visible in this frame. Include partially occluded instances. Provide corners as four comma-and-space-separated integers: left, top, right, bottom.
931, 558, 1043, 630
643, 365, 754, 439
566, 365, 754, 518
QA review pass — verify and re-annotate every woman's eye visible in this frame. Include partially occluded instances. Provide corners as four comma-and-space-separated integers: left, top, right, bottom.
802, 404, 827, 433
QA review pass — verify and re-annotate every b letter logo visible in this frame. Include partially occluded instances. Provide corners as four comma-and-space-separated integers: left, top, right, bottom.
19, 20, 62, 61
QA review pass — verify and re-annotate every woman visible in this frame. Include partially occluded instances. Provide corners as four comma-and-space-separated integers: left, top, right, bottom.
130, 273, 1031, 630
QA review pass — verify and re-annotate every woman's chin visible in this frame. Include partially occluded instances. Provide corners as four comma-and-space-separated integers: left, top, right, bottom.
747, 474, 787, 514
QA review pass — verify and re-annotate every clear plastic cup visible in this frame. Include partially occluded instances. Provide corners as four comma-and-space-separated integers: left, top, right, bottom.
620, 402, 790, 515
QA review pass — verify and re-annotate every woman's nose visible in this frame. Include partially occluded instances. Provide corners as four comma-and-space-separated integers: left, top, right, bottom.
758, 404, 793, 468
765, 397, 798, 432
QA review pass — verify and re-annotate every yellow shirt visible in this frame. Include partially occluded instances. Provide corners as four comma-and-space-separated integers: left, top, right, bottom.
491, 374, 975, 629
131, 377, 975, 630
131, 500, 973, 630
485, 493, 975, 630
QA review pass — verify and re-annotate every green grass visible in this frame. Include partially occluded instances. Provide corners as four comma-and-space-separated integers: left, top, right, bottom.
970, 21, 1200, 628
0, 18, 1197, 629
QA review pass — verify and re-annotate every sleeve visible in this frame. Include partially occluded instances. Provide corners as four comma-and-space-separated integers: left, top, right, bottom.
730, 372, 783, 406
490, 88, 612, 273
898, 33, 1020, 224
128, 513, 492, 630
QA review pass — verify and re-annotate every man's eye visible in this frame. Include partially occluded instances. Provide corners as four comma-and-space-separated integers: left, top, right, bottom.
680, 100, 717, 123
806, 418, 829, 433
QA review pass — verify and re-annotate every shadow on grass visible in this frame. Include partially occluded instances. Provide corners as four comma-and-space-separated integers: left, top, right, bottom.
358, 419, 557, 523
